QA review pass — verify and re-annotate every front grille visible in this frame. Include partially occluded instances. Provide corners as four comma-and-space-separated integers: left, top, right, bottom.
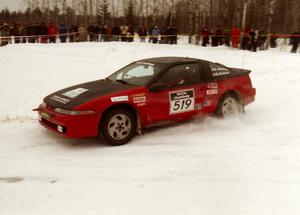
41, 118, 57, 130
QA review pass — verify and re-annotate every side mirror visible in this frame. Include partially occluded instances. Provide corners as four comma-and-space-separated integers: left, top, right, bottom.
149, 82, 168, 91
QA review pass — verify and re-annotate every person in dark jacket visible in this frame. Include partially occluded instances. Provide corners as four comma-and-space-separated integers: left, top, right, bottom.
69, 25, 78, 42
290, 31, 300, 53
10, 23, 21, 43
212, 25, 223, 46
257, 29, 267, 50
170, 25, 178, 45
40, 23, 48, 43
112, 24, 121, 41
138, 24, 148, 42
0, 23, 10, 46
59, 23, 68, 43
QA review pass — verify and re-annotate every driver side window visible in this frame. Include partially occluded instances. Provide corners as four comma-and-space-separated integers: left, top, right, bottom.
159, 64, 198, 87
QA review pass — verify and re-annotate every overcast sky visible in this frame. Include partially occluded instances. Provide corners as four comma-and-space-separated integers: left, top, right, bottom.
0, 0, 25, 11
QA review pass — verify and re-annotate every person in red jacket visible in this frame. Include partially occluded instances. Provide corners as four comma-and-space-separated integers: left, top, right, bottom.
231, 26, 240, 48
201, 26, 210, 47
48, 23, 58, 43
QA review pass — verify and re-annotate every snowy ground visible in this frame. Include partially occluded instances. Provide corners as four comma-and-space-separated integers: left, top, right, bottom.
0, 42, 300, 215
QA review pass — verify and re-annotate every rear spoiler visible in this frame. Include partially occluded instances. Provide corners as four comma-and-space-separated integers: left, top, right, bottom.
230, 67, 251, 75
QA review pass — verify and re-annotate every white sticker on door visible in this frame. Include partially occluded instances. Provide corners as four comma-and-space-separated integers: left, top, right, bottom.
169, 89, 195, 114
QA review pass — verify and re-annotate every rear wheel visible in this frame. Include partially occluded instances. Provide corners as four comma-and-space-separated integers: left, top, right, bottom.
100, 108, 136, 146
216, 94, 244, 117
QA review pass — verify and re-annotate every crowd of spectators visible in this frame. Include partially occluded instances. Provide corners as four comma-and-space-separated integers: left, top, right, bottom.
0, 22, 299, 53
0, 22, 178, 45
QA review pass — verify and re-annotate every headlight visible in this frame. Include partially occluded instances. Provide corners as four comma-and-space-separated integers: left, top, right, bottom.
54, 108, 95, 115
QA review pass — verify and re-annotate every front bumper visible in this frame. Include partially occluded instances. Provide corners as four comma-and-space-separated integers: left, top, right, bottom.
37, 106, 100, 138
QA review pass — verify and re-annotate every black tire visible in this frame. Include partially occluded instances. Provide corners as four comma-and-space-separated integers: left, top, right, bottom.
216, 93, 244, 117
100, 108, 137, 146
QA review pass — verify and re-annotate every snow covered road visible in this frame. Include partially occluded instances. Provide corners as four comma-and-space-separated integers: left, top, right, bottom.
0, 43, 300, 215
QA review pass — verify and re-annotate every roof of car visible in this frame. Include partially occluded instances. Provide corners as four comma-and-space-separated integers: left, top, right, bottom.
136, 57, 202, 65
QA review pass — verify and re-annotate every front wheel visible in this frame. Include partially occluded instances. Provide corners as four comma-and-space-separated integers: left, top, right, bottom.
100, 108, 136, 146
216, 94, 244, 117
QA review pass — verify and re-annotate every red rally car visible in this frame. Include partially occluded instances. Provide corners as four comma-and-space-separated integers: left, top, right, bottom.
34, 57, 256, 145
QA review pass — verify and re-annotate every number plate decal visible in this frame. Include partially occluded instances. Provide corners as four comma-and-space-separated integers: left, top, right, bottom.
169, 89, 195, 114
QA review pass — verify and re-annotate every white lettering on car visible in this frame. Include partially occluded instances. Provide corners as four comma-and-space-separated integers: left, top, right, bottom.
50, 95, 70, 104
206, 89, 218, 95
62, 88, 88, 98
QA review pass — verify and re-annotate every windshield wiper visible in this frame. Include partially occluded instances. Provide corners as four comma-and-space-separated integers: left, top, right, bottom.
115, 79, 128, 84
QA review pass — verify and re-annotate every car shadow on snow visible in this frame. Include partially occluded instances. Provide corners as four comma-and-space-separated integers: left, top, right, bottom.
40, 113, 249, 148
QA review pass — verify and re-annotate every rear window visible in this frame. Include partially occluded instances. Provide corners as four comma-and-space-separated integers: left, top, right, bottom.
209, 63, 231, 77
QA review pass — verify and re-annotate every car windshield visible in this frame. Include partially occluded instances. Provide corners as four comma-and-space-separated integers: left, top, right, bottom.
107, 62, 164, 86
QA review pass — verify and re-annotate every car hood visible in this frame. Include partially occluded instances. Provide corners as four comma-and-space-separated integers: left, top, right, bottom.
44, 79, 137, 110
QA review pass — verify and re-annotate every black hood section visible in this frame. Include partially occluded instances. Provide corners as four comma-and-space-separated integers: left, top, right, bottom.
44, 79, 137, 110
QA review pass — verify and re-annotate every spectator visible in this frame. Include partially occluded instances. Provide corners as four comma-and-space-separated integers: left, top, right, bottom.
127, 24, 134, 42
170, 25, 178, 45
151, 26, 160, 44
59, 23, 68, 43
231, 26, 240, 48
78, 24, 87, 42
212, 25, 223, 46
0, 23, 10, 46
69, 25, 78, 42
223, 28, 231, 46
93, 24, 100, 42
270, 36, 277, 48
138, 24, 148, 42
10, 23, 21, 43
88, 24, 94, 41
241, 28, 250, 50
27, 23, 36, 43
103, 24, 112, 42
249, 29, 257, 52
148, 26, 154, 43
257, 29, 267, 50
120, 25, 128, 42
201, 26, 210, 47
40, 23, 48, 43
161, 25, 169, 44
112, 24, 121, 41
290, 31, 300, 53
19, 24, 28, 43
48, 22, 58, 43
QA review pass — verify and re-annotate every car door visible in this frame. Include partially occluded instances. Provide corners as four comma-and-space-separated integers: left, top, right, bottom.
147, 63, 206, 124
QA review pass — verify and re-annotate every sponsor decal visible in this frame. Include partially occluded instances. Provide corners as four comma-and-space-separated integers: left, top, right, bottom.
212, 71, 230, 77
133, 96, 147, 104
136, 102, 146, 107
111, 96, 129, 102
204, 100, 212, 107
62, 88, 88, 98
136, 62, 155, 66
195, 103, 202, 110
207, 82, 218, 89
169, 89, 195, 114
131, 93, 146, 97
206, 89, 218, 95
50, 95, 70, 104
